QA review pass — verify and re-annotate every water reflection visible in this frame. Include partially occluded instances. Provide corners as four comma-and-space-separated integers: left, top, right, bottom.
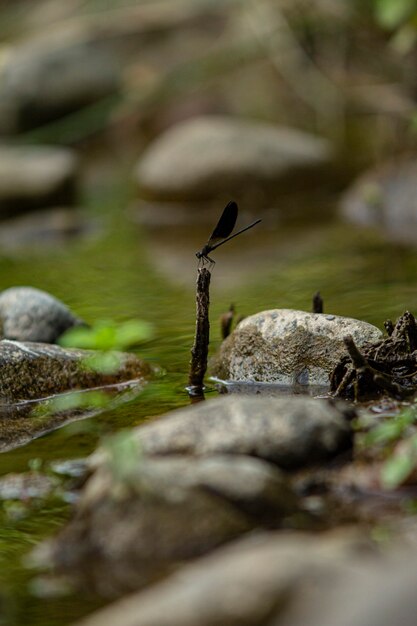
213, 377, 330, 397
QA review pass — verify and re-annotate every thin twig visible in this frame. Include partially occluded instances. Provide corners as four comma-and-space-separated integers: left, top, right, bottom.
188, 267, 211, 399
312, 292, 323, 314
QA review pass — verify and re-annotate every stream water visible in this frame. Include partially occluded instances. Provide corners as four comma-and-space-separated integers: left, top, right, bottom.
1, 176, 417, 625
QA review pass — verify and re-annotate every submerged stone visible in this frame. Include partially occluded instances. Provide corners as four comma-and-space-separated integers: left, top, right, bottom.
0, 286, 85, 343
212, 309, 383, 386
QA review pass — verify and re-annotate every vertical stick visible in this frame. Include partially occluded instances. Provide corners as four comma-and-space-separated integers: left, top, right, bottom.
188, 267, 211, 398
312, 291, 323, 314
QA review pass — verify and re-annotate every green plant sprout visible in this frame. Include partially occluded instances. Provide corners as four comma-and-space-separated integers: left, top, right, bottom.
33, 319, 154, 417
59, 319, 154, 351
102, 429, 141, 489
59, 318, 154, 375
361, 406, 417, 489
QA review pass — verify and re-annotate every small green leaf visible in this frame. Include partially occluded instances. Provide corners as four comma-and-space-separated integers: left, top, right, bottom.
28, 458, 42, 472
103, 430, 141, 484
381, 453, 416, 488
374, 0, 417, 29
59, 319, 154, 351
364, 408, 417, 446
59, 326, 98, 349
35, 390, 111, 415
364, 420, 405, 446
82, 352, 122, 374
114, 320, 154, 349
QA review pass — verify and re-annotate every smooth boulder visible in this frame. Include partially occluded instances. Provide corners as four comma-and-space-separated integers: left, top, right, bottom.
0, 38, 120, 133
135, 116, 332, 202
38, 455, 298, 596
0, 145, 78, 216
71, 530, 376, 626
128, 395, 353, 470
213, 309, 383, 386
0, 287, 85, 343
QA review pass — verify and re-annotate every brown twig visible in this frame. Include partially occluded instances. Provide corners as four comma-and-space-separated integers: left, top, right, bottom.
220, 304, 235, 339
312, 291, 323, 314
384, 319, 394, 336
188, 267, 211, 399
332, 328, 417, 401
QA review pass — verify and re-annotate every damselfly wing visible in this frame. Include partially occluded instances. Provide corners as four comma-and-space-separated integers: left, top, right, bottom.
196, 201, 261, 264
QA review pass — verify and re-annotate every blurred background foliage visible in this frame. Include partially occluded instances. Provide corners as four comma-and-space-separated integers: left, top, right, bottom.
0, 0, 416, 161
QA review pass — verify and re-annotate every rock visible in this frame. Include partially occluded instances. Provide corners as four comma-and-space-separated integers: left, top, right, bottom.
70, 529, 377, 626
293, 558, 417, 626
50, 458, 88, 478
0, 39, 120, 134
0, 287, 85, 343
0, 339, 151, 403
0, 341, 151, 451
213, 309, 383, 386
0, 145, 78, 217
0, 208, 85, 251
37, 455, 298, 596
0, 471, 55, 500
340, 158, 417, 244
129, 395, 353, 470
135, 116, 332, 203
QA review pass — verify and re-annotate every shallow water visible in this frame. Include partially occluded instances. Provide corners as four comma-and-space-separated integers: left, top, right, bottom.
1, 178, 417, 625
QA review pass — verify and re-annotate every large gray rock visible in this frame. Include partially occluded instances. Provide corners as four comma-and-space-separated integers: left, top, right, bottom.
340, 158, 417, 244
213, 309, 383, 386
0, 39, 120, 134
0, 287, 84, 343
71, 530, 377, 626
38, 455, 297, 596
135, 116, 332, 202
129, 395, 352, 470
0, 145, 78, 216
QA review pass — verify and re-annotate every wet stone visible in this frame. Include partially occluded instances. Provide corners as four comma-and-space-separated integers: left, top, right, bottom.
0, 342, 151, 452
0, 340, 151, 404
